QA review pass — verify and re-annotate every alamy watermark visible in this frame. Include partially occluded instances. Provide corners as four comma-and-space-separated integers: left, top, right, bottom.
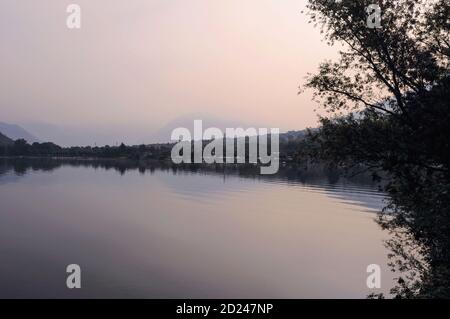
66, 4, 81, 29
170, 120, 280, 175
366, 4, 382, 29
66, 264, 81, 289
366, 264, 381, 289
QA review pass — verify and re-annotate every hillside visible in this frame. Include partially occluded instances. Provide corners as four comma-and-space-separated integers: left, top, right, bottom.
0, 122, 40, 143
0, 132, 13, 146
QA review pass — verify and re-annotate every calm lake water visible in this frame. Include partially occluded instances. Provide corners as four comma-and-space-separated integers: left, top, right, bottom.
0, 159, 394, 298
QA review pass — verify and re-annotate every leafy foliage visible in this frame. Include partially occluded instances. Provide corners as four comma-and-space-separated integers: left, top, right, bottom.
302, 0, 450, 298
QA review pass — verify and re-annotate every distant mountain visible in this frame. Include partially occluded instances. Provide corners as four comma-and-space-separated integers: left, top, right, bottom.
155, 113, 263, 142
0, 131, 13, 146
0, 122, 40, 143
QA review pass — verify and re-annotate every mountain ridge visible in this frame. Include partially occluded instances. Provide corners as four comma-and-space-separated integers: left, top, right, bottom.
0, 131, 14, 146
0, 122, 40, 143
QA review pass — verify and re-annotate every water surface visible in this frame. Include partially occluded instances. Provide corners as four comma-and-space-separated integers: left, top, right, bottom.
0, 159, 393, 298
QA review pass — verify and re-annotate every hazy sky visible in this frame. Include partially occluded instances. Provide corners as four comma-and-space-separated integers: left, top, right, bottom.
0, 0, 338, 145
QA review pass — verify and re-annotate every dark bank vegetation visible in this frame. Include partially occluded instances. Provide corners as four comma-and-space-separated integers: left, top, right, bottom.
0, 134, 306, 164
302, 0, 449, 298
0, 139, 174, 161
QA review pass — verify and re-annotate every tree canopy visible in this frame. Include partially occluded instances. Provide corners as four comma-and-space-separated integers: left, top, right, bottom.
302, 0, 450, 298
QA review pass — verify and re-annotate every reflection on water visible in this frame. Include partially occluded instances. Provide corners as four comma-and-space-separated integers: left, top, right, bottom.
0, 158, 393, 298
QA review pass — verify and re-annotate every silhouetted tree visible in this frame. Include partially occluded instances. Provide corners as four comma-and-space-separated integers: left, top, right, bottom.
302, 0, 450, 298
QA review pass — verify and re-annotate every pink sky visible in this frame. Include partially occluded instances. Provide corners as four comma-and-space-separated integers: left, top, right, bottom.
0, 0, 339, 145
